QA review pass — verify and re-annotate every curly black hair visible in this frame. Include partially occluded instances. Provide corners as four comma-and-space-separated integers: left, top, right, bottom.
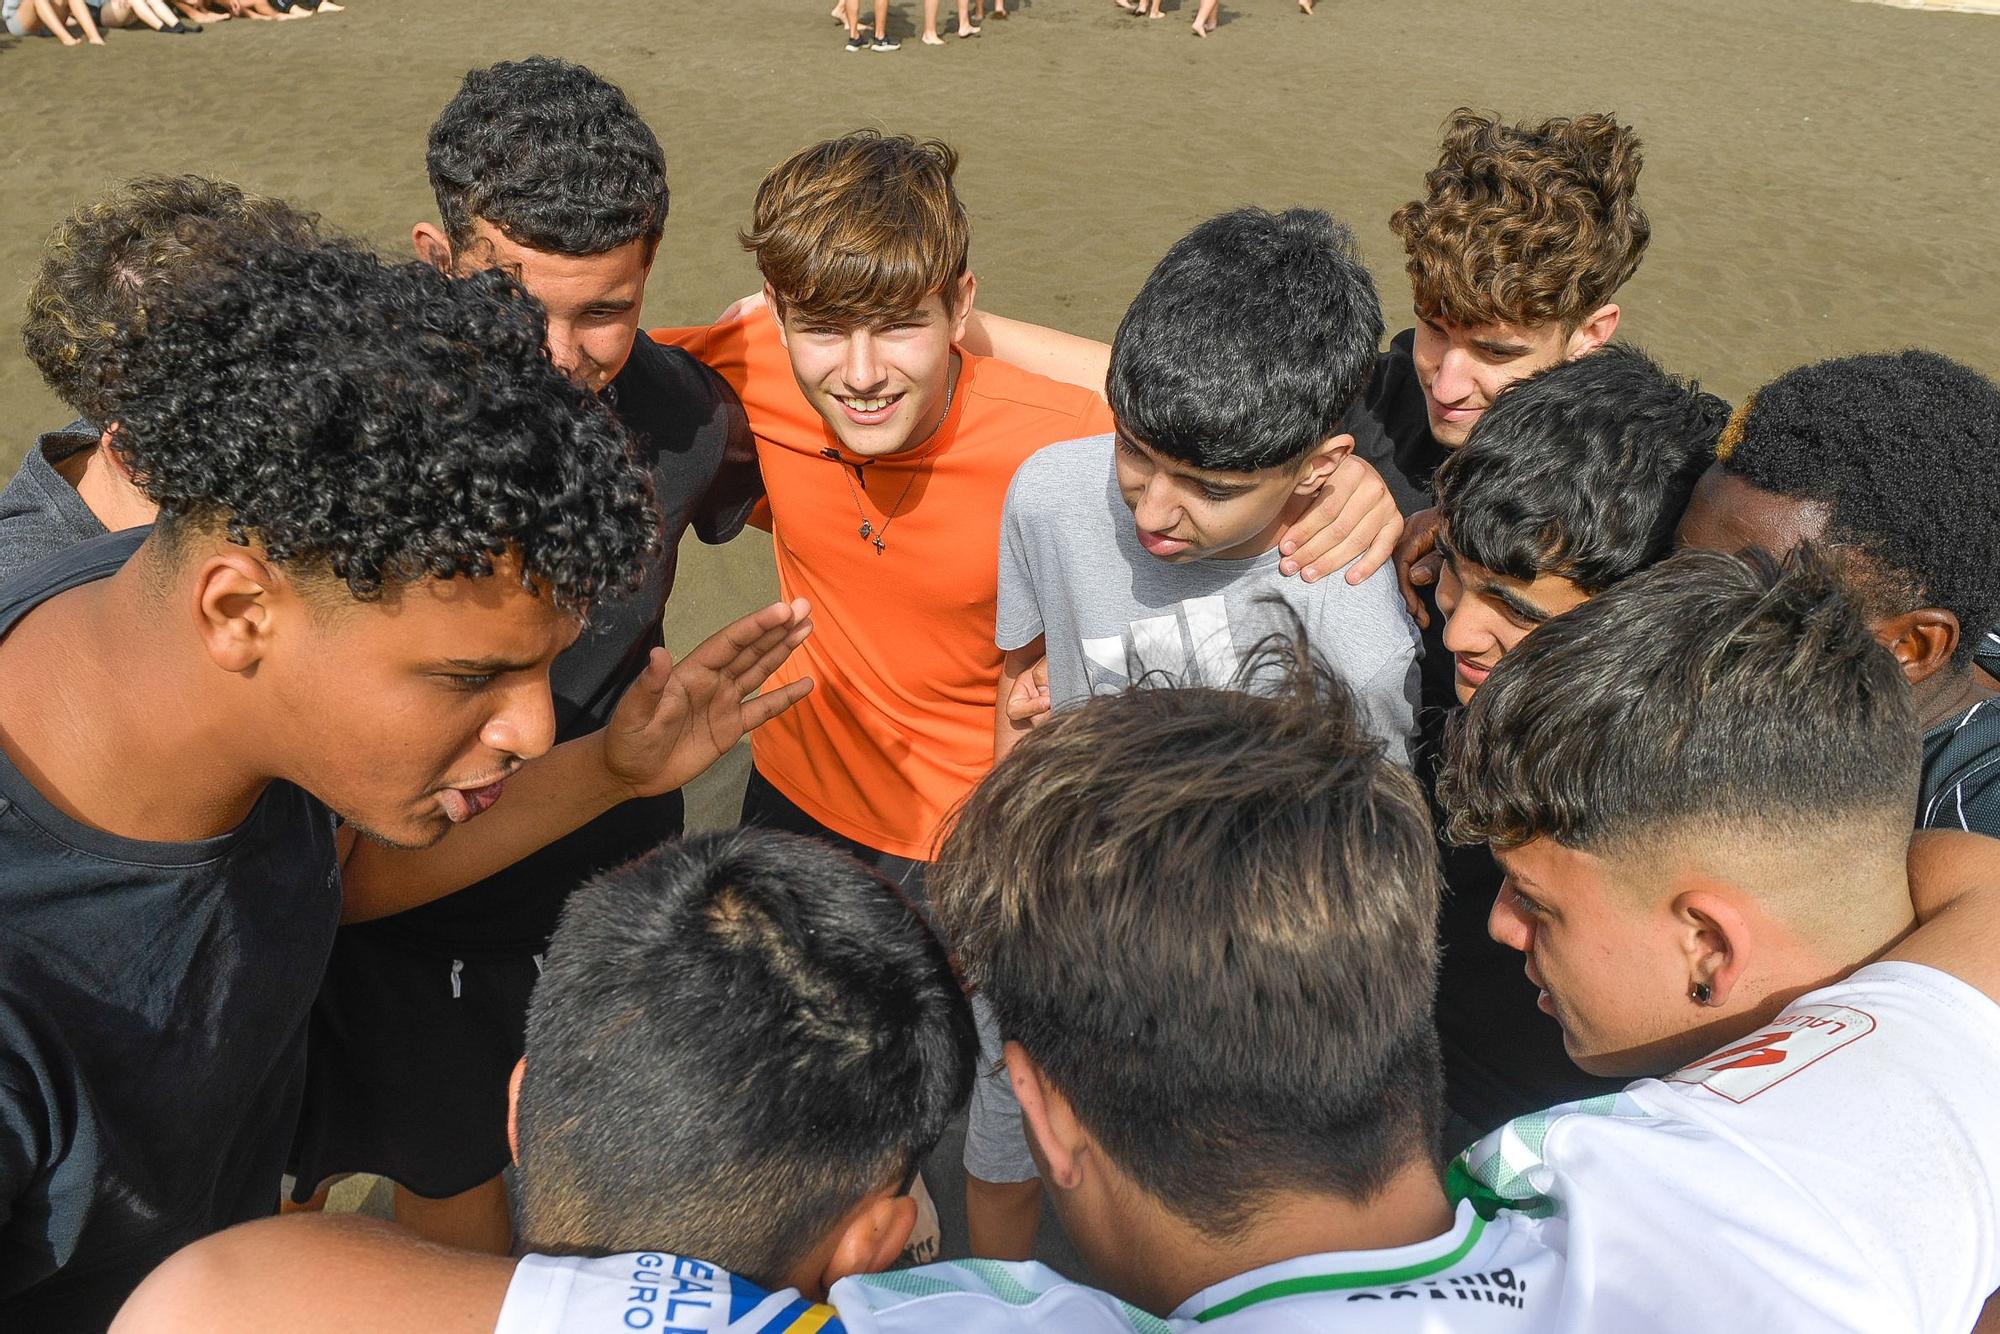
98, 238, 657, 612
1437, 344, 1729, 593
427, 57, 668, 258
1719, 350, 2000, 665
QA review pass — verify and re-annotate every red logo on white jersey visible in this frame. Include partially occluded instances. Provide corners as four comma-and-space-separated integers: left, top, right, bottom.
1664, 1004, 1878, 1103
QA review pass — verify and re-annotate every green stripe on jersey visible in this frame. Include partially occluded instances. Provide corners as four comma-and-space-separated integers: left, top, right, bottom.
1190, 1213, 1487, 1321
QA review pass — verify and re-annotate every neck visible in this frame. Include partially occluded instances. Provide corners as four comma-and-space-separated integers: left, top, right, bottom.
1911, 665, 1997, 732
62, 437, 162, 534
1111, 1157, 1455, 1316
0, 556, 272, 841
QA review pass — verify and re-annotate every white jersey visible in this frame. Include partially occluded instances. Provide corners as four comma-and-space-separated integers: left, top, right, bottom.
494, 1201, 1564, 1333
1456, 961, 2000, 1334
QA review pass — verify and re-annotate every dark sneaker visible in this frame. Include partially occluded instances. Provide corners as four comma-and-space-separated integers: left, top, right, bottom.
845, 33, 868, 50
871, 33, 901, 49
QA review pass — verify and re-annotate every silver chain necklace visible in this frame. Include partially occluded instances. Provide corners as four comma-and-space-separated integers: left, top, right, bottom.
822, 377, 955, 556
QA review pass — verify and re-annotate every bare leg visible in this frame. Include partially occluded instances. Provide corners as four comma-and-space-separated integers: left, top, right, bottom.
63, 0, 105, 40
957, 0, 978, 36
921, 0, 943, 42
841, 0, 858, 35
391, 1176, 513, 1255
871, 0, 886, 35
965, 1174, 1042, 1262
1192, 0, 1217, 32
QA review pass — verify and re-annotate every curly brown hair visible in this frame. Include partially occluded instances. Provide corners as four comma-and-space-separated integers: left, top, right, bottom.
22, 176, 325, 424
1389, 109, 1649, 330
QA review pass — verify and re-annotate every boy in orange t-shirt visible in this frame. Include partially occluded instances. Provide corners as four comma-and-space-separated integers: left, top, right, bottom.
654, 130, 1396, 1260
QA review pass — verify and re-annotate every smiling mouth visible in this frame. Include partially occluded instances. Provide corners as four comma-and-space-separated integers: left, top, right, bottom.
834, 392, 904, 418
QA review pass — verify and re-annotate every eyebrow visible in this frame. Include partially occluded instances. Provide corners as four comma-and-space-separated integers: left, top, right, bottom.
1471, 336, 1533, 356
581, 297, 638, 313
1115, 431, 1258, 492
1437, 532, 1555, 622
434, 656, 539, 674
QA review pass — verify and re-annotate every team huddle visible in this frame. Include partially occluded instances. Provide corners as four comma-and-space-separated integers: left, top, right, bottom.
0, 53, 1996, 1334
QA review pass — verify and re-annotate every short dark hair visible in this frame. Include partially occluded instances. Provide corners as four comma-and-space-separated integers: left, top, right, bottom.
1716, 350, 2000, 666
1441, 547, 1920, 854
1435, 344, 1729, 592
930, 648, 1443, 1236
427, 57, 669, 257
22, 175, 326, 424
1107, 207, 1384, 473
516, 830, 977, 1280
99, 239, 656, 612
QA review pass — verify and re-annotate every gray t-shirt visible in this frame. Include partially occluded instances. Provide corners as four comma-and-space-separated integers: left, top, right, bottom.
0, 421, 109, 584
997, 436, 1420, 762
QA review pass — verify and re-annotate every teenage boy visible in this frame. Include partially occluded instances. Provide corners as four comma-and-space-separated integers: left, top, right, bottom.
1676, 351, 2000, 839
0, 241, 807, 1331
1440, 548, 2000, 1332
290, 57, 766, 1253
4, 175, 325, 577
996, 207, 1417, 762
654, 132, 1396, 1257
114, 828, 982, 1332
1422, 346, 1727, 1133
1418, 346, 1726, 1134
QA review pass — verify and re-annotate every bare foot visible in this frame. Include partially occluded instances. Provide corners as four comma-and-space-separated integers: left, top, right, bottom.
1115, 0, 1136, 9
921, 29, 944, 43
957, 22, 979, 35
1191, 18, 1204, 33
1298, 0, 1312, 10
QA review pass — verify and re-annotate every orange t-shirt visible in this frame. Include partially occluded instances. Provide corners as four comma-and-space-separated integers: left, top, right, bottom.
653, 312, 1112, 859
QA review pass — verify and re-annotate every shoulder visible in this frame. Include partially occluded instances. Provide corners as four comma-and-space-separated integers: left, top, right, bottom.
961, 355, 1114, 436
1921, 698, 2000, 834
1010, 435, 1114, 492
833, 1260, 1161, 1331
110, 1215, 514, 1334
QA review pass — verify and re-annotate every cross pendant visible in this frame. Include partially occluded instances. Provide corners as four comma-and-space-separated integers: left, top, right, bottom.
872, 536, 886, 555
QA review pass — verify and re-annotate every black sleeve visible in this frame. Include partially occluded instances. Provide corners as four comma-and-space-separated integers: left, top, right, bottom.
688, 362, 764, 546
1341, 331, 1435, 518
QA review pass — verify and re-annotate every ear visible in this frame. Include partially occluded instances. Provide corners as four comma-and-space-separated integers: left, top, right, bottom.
98, 426, 136, 483
815, 1190, 916, 1295
506, 1059, 526, 1164
191, 551, 285, 675
1876, 609, 1960, 687
1670, 882, 1754, 1009
947, 270, 979, 344
1295, 431, 1356, 493
412, 222, 455, 273
764, 282, 790, 350
1006, 1041, 1082, 1190
1565, 303, 1620, 360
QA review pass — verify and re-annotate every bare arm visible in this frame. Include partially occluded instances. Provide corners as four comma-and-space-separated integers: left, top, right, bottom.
995, 639, 1047, 765
959, 311, 1110, 397
340, 600, 813, 921
1891, 830, 2000, 1004
29, 0, 81, 42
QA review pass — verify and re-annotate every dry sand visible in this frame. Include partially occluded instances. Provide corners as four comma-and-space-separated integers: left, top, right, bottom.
1, 0, 1997, 1258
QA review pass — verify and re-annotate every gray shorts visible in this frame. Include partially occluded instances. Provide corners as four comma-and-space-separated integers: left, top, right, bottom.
962, 991, 1038, 1183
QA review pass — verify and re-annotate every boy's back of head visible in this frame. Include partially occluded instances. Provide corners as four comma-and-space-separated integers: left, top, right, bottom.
1392, 109, 1648, 331
515, 829, 978, 1285
23, 175, 325, 426
1436, 343, 1729, 593
1107, 207, 1384, 473
741, 130, 970, 327
931, 649, 1443, 1240
427, 57, 669, 260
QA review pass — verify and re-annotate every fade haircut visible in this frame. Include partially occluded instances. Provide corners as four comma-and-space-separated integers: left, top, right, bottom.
1715, 350, 2000, 667
427, 57, 669, 257
742, 131, 971, 328
98, 238, 656, 612
1441, 547, 1919, 858
22, 176, 325, 425
1390, 109, 1648, 331
931, 647, 1444, 1236
1106, 207, 1384, 473
1435, 344, 1729, 592
516, 830, 977, 1282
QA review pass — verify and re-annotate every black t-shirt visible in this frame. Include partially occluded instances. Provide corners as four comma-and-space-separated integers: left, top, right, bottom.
0, 421, 109, 584
0, 530, 341, 1331
363, 337, 761, 955
1920, 696, 2000, 838
1342, 328, 1446, 517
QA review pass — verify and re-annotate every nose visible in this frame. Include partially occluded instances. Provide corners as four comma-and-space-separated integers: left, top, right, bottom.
1488, 883, 1534, 953
545, 320, 587, 386
843, 331, 887, 392
1439, 597, 1490, 660
480, 679, 558, 764
1430, 345, 1478, 408
1131, 476, 1182, 535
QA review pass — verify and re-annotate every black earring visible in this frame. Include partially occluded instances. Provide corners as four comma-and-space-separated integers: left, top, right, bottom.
1690, 981, 1713, 1005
